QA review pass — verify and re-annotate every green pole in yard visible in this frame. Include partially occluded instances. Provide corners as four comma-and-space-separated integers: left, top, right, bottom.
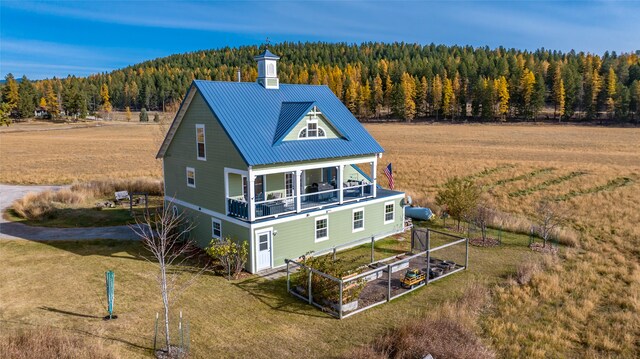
105, 270, 115, 319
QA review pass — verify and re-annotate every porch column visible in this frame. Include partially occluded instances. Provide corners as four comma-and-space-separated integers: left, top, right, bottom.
371, 159, 377, 197
295, 169, 302, 213
338, 164, 344, 204
248, 175, 256, 221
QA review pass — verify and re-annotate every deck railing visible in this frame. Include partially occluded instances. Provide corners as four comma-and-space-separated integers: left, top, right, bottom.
227, 198, 249, 219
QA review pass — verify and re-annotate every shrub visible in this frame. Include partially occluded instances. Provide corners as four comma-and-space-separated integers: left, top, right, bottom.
0, 328, 117, 359
12, 189, 86, 220
139, 108, 148, 122
153, 113, 160, 122
71, 178, 163, 197
206, 237, 248, 280
515, 260, 541, 285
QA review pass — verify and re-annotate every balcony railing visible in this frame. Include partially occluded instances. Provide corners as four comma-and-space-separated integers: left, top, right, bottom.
226, 182, 375, 221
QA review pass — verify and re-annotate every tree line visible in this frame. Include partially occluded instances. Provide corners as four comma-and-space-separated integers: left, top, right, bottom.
2, 42, 640, 124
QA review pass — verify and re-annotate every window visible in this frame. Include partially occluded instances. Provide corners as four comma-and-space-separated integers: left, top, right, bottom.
285, 173, 294, 197
196, 124, 206, 160
315, 216, 328, 242
242, 176, 248, 201
307, 122, 317, 137
353, 208, 364, 232
186, 167, 196, 188
211, 218, 222, 240
384, 201, 395, 224
254, 175, 265, 201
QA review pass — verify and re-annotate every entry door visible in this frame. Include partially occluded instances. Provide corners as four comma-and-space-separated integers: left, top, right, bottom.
256, 230, 272, 271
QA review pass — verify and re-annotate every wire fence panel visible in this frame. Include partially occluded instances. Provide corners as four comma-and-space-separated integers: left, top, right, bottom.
286, 227, 469, 319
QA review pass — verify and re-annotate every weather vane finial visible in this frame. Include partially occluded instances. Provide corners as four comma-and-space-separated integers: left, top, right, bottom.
265, 37, 271, 46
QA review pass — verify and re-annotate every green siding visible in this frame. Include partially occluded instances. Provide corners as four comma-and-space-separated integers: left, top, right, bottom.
254, 196, 404, 268
172, 203, 254, 271
283, 114, 340, 141
164, 90, 247, 213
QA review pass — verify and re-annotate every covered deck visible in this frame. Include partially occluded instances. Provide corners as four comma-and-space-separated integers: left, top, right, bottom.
225, 158, 381, 221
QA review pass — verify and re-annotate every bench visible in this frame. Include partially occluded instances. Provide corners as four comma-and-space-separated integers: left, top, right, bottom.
114, 191, 130, 203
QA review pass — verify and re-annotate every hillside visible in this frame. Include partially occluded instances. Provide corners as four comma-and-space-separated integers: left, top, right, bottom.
2, 42, 640, 122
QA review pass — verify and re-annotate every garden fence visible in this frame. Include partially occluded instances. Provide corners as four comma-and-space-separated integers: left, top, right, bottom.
285, 227, 468, 319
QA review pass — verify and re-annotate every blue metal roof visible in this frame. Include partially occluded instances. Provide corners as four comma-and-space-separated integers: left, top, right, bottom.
273, 101, 315, 145
254, 49, 280, 60
192, 80, 384, 166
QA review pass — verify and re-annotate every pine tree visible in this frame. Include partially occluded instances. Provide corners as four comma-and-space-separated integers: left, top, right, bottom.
416, 76, 428, 118
139, 107, 149, 122
383, 75, 393, 114
630, 80, 640, 123
17, 76, 36, 119
359, 80, 371, 118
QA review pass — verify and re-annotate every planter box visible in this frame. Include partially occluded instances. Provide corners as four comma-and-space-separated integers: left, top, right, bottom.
331, 299, 359, 312
391, 261, 410, 273
363, 270, 384, 282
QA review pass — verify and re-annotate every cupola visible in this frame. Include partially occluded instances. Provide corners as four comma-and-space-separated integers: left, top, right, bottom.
254, 49, 280, 89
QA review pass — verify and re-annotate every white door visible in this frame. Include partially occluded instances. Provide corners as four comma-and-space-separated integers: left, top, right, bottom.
256, 230, 272, 271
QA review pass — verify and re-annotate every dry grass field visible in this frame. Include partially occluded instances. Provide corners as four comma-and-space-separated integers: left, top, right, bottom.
1, 121, 639, 358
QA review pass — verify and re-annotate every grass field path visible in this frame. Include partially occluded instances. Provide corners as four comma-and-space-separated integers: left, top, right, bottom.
0, 184, 139, 241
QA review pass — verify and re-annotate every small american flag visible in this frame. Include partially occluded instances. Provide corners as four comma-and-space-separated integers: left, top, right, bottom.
383, 163, 395, 190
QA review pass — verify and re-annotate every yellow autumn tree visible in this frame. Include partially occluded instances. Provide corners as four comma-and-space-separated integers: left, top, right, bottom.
44, 82, 60, 117
100, 83, 112, 117
552, 67, 565, 120
606, 67, 616, 119
432, 74, 443, 120
495, 76, 510, 120
442, 77, 454, 119
401, 72, 416, 121
520, 68, 536, 119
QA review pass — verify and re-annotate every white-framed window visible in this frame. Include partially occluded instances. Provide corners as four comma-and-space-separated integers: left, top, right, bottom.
384, 201, 395, 224
211, 218, 222, 240
196, 124, 206, 160
186, 167, 196, 188
315, 215, 329, 242
352, 208, 365, 233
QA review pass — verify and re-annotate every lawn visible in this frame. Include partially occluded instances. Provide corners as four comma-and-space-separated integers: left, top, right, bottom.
0, 228, 535, 358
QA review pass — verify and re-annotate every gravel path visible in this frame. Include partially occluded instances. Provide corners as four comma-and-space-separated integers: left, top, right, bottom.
0, 184, 140, 241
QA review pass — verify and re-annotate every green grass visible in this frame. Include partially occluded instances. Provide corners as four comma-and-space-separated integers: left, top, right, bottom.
554, 176, 635, 201
5, 197, 163, 228
0, 230, 538, 358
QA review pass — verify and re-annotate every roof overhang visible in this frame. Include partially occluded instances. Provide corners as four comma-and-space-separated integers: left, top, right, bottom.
156, 83, 197, 159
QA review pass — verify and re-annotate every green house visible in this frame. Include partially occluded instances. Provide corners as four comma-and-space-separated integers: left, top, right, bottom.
157, 50, 406, 273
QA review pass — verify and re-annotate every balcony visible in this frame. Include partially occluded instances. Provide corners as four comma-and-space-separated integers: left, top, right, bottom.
226, 163, 376, 221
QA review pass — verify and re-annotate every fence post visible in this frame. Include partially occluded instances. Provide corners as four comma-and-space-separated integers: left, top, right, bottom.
339, 280, 344, 319
153, 312, 158, 352
426, 249, 431, 284
387, 264, 392, 301
426, 229, 431, 251
370, 236, 375, 263
307, 270, 313, 304
465, 237, 469, 270
286, 260, 290, 293
179, 310, 183, 351
333, 247, 337, 261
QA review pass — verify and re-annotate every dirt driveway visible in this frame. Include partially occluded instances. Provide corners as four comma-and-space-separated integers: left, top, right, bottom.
0, 184, 139, 240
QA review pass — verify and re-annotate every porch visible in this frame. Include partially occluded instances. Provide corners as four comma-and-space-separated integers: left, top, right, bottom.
225, 159, 378, 221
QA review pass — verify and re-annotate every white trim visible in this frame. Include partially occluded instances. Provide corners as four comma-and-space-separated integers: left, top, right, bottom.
166, 193, 403, 231
255, 227, 274, 271
383, 201, 395, 224
224, 167, 250, 214
314, 215, 329, 243
252, 156, 377, 176
167, 197, 251, 228
253, 193, 404, 228
196, 124, 206, 161
211, 217, 222, 240
186, 167, 196, 188
284, 172, 294, 198
352, 207, 365, 233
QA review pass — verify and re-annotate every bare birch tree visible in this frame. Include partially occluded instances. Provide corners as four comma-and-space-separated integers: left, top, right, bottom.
533, 200, 563, 248
130, 201, 205, 357
472, 203, 495, 243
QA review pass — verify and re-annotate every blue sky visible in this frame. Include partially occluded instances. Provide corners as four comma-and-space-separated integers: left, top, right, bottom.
1, 0, 639, 79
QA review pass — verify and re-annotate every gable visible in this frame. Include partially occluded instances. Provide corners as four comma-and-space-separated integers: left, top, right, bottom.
274, 103, 344, 144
